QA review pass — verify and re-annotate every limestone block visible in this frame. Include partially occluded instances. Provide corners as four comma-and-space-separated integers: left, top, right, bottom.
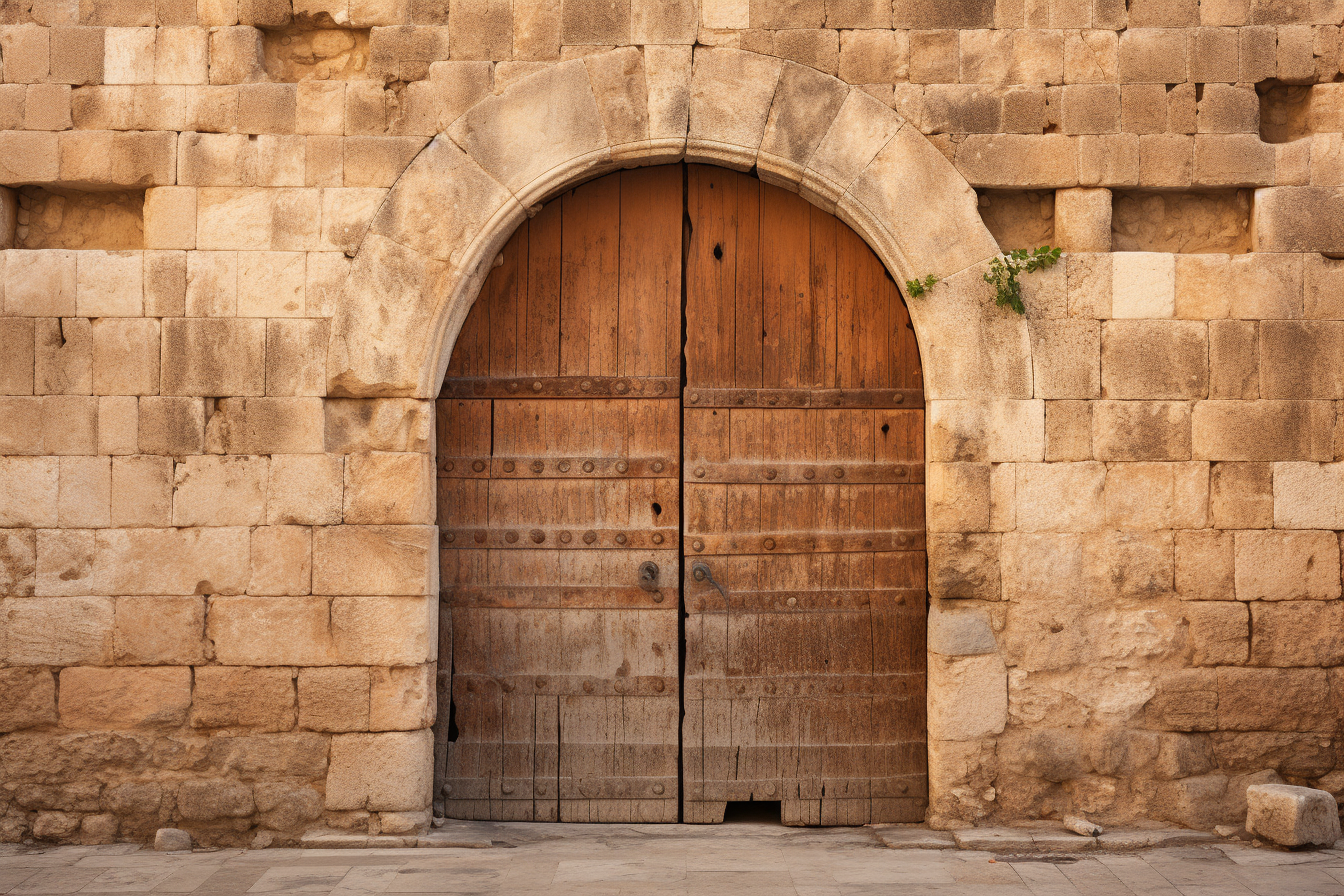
98, 396, 139, 458
94, 527, 251, 595
331, 595, 435, 664
0, 668, 57, 732
0, 318, 34, 396
342, 136, 426, 187
1053, 189, 1111, 252
926, 462, 990, 532
58, 456, 110, 528
172, 455, 268, 527
178, 133, 305, 188
59, 666, 191, 730
1197, 84, 1258, 134
1273, 462, 1344, 529
23, 83, 71, 132
1246, 784, 1342, 848
1260, 322, 1344, 400
1084, 530, 1175, 600
266, 319, 329, 398
91, 318, 159, 396
197, 188, 321, 250
370, 664, 433, 730
1, 601, 110, 671
144, 250, 187, 317
921, 84, 1003, 135
955, 134, 1080, 188
1193, 400, 1333, 462
908, 29, 957, 83
0, 457, 58, 527
267, 454, 344, 526
298, 666, 370, 732
58, 131, 177, 189
35, 318, 92, 396
0, 398, 45, 455
1138, 134, 1195, 189
838, 29, 905, 84
209, 26, 265, 83
35, 528, 95, 597
254, 783, 324, 831
204, 397, 324, 455
1061, 84, 1120, 135
192, 667, 297, 731
177, 781, 255, 820
801, 88, 901, 208
319, 189, 385, 256
184, 251, 237, 317
161, 318, 266, 397
1251, 602, 1344, 667
1218, 668, 1333, 731
579, 47, 651, 159
155, 27, 209, 84
1208, 320, 1258, 400
49, 26, 105, 85
927, 600, 997, 656
928, 653, 1007, 741
1175, 529, 1235, 601
1110, 252, 1175, 319
644, 45, 691, 147
42, 395, 99, 455
0, 132, 59, 184
1014, 462, 1106, 532
1225, 253, 1303, 320
326, 729, 432, 810
138, 396, 205, 455
1211, 462, 1273, 529
207, 595, 336, 665
0, 530, 36, 597
325, 399, 433, 453
0, 24, 50, 82
5, 250, 77, 317
1028, 320, 1100, 400
103, 26, 154, 84
928, 400, 1044, 463
927, 533, 1000, 601
1253, 187, 1344, 254
113, 595, 206, 665
238, 252, 305, 317
343, 452, 434, 525
1104, 462, 1209, 530
1304, 254, 1344, 320
207, 732, 330, 778
1066, 253, 1111, 320
449, 59, 610, 202
238, 83, 298, 135
1234, 530, 1341, 601
249, 525, 311, 596
686, 47, 782, 169
1119, 28, 1190, 82
1183, 602, 1249, 666
304, 252, 349, 317
1140, 670, 1219, 732
1101, 320, 1207, 399
143, 188, 196, 251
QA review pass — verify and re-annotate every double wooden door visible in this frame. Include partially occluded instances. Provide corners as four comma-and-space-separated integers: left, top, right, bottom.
435, 165, 926, 826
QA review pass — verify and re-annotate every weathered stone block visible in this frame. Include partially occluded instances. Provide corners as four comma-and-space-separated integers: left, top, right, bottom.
1193, 400, 1333, 461
1208, 320, 1257, 400
91, 318, 159, 397
1234, 530, 1341, 601
1273, 462, 1344, 530
267, 454, 344, 526
1093, 401, 1192, 462
1183, 601, 1248, 666
1246, 784, 1342, 848
1045, 400, 1092, 461
110, 455, 172, 528
35, 317, 92, 396
0, 529, 36, 597
1218, 668, 1332, 731
927, 600, 997, 656
927, 533, 1000, 601
331, 595, 435, 665
343, 452, 435, 525
1053, 188, 1111, 252
1252, 187, 1344, 254
1251, 601, 1344, 667
95, 527, 251, 595
204, 397, 324, 455
113, 595, 206, 665
192, 667, 297, 731
1014, 462, 1106, 532
928, 653, 1007, 741
1110, 252, 1175, 319
5, 250, 77, 317
0, 668, 57, 732
370, 665, 434, 730
1175, 529, 1234, 601
926, 462, 991, 532
1028, 320, 1099, 400
927, 400, 1044, 463
161, 318, 266, 397
1105, 462, 1208, 530
266, 319, 329, 398
98, 396, 139, 458
177, 781, 255, 820
172, 455, 268, 527
1210, 462, 1272, 529
686, 47, 782, 169
207, 595, 335, 666
57, 456, 110, 529
312, 525, 436, 595
249, 525, 311, 596
1260, 321, 1344, 400
325, 729, 433, 810
0, 457, 58, 528
299, 666, 370, 732
59, 667, 191, 730
139, 396, 206, 455
1101, 320, 1207, 399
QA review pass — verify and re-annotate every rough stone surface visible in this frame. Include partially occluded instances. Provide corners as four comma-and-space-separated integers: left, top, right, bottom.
1245, 784, 1342, 848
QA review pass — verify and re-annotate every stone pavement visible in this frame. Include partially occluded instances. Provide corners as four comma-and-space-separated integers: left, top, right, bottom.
4, 820, 1344, 896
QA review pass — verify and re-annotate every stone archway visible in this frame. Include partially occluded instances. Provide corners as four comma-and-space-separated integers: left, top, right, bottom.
326, 46, 1034, 826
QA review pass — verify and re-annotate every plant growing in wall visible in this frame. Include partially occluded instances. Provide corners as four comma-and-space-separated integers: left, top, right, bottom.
906, 246, 1063, 315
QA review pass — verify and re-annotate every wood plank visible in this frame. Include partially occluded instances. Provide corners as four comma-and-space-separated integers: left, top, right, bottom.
560, 175, 621, 378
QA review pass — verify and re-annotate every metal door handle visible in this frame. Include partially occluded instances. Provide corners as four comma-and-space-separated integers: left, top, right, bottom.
638, 561, 660, 592
691, 561, 728, 600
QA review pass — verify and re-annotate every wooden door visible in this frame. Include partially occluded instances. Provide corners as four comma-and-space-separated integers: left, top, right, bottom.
436, 167, 683, 822
681, 166, 928, 825
436, 164, 927, 826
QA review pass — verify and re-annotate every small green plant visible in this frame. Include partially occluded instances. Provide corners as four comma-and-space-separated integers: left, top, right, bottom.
982, 246, 1063, 315
904, 274, 939, 299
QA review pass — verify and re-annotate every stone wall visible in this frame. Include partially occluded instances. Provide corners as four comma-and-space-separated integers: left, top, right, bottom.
1, 0, 1343, 844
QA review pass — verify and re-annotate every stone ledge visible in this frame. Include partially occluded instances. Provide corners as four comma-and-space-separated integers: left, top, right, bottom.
298, 829, 491, 849
891, 825, 1223, 852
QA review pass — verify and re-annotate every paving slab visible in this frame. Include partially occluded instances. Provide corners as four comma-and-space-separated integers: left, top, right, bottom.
871, 826, 957, 849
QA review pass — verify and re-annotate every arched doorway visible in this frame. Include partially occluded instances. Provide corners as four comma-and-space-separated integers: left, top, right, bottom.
433, 164, 927, 826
